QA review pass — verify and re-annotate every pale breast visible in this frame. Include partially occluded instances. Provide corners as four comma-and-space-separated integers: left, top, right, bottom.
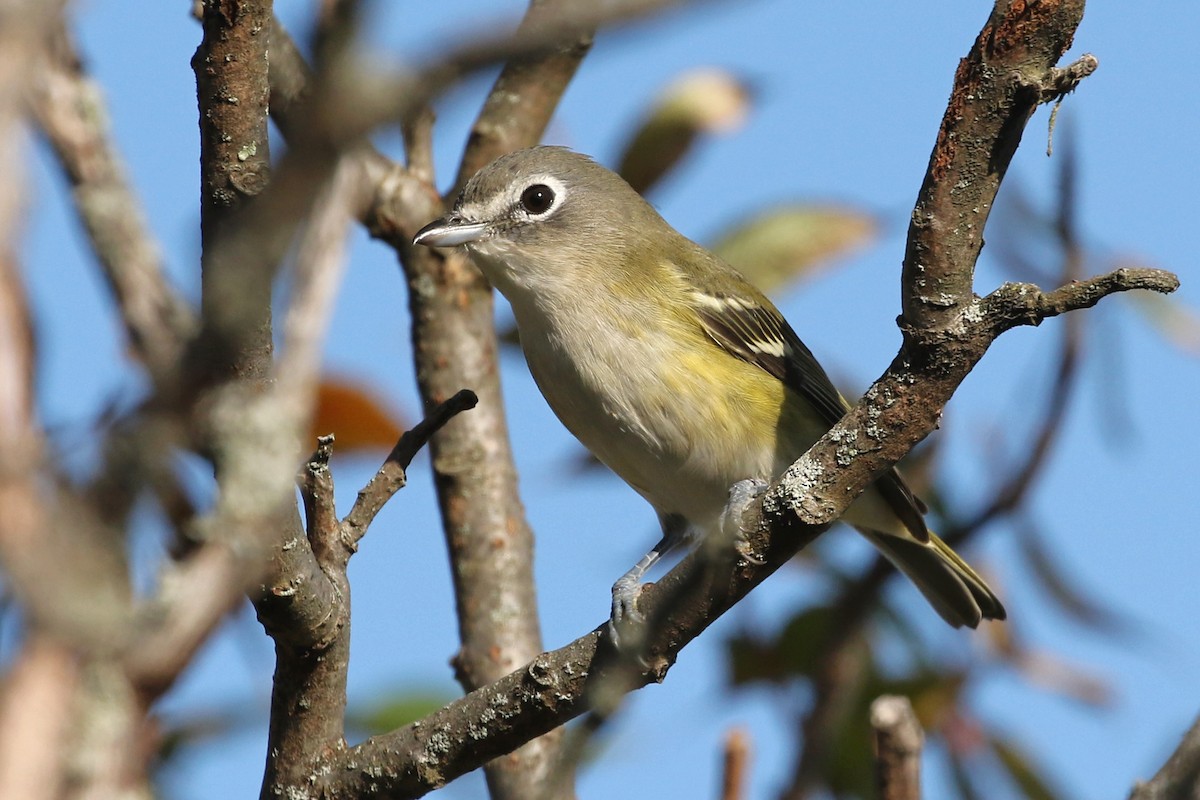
514, 297, 786, 529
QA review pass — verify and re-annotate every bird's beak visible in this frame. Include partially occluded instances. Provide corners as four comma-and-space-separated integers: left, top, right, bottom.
413, 215, 488, 248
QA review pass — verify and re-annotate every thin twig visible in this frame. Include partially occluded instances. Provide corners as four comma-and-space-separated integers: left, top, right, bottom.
343, 389, 479, 542
302, 435, 340, 567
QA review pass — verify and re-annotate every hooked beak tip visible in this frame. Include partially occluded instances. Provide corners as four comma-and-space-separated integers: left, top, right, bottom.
413, 216, 488, 248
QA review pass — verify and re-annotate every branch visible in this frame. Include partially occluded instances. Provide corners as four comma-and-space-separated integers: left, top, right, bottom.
903, 0, 1092, 328
263, 387, 479, 796
343, 389, 479, 543
1129, 712, 1200, 800
870, 696, 924, 800
452, 0, 595, 194
317, 499, 822, 799
29, 23, 196, 385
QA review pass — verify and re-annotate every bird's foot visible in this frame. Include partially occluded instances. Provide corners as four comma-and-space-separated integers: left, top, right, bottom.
721, 478, 769, 565
607, 574, 646, 649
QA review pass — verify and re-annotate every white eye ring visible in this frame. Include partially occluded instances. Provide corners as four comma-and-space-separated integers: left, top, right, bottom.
515, 174, 566, 219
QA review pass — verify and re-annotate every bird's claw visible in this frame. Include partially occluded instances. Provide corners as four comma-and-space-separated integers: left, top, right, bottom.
607, 576, 654, 668
722, 478, 769, 565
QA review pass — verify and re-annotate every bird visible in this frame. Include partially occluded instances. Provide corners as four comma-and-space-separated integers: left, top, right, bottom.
414, 145, 1005, 630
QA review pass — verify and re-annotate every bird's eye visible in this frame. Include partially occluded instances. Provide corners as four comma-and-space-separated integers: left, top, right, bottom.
519, 184, 555, 215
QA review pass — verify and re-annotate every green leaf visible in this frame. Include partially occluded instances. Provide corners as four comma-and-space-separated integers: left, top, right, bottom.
710, 205, 876, 293
616, 68, 753, 195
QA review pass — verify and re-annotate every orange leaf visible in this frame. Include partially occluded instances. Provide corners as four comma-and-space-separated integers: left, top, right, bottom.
310, 378, 406, 454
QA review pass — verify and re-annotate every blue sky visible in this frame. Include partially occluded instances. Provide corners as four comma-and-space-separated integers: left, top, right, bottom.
20, 1, 1200, 798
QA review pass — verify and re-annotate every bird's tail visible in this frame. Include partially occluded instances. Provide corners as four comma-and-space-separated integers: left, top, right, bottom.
858, 528, 1006, 629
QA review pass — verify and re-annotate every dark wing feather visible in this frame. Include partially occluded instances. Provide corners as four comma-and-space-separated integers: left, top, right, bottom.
692, 290, 930, 541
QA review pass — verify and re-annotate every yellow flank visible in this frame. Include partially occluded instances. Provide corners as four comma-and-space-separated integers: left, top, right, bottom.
672, 346, 781, 443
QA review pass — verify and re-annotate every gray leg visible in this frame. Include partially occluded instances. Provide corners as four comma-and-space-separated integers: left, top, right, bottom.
609, 512, 689, 637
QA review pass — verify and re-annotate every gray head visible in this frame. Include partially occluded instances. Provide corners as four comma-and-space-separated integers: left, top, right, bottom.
413, 147, 673, 299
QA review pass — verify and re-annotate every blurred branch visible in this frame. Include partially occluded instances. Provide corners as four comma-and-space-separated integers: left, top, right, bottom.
452, 0, 595, 194
275, 154, 363, 398
289, 0, 695, 160
0, 0, 131, 663
0, 11, 78, 800
266, 16, 404, 227
720, 728, 751, 800
0, 638, 79, 800
0, 4, 151, 798
1129, 712, 1200, 800
29, 22, 196, 385
870, 696, 924, 800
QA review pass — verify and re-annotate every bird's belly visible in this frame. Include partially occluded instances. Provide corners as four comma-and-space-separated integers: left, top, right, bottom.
519, 318, 788, 529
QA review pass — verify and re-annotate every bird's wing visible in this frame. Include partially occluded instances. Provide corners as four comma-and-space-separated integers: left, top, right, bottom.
689, 284, 930, 541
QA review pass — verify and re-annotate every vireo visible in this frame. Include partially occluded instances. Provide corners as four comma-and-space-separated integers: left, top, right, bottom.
414, 146, 1005, 629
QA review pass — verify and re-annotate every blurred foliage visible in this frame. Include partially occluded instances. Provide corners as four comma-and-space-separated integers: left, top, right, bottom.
346, 687, 458, 738
1125, 289, 1200, 356
710, 205, 876, 294
615, 67, 752, 196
